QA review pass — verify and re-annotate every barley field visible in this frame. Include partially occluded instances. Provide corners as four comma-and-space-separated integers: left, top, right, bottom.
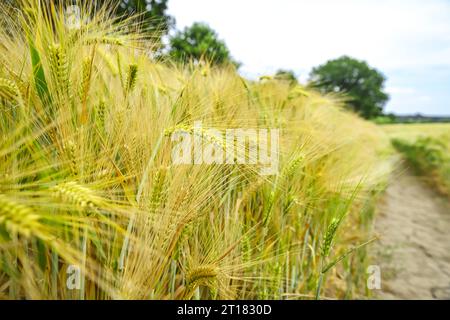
0, 1, 394, 300
382, 123, 450, 143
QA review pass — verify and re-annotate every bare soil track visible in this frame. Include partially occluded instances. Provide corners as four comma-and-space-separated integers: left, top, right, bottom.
373, 165, 450, 299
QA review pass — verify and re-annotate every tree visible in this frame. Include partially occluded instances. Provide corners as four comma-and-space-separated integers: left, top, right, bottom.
274, 69, 298, 85
113, 0, 174, 49
168, 22, 238, 66
117, 1, 174, 34
309, 56, 389, 119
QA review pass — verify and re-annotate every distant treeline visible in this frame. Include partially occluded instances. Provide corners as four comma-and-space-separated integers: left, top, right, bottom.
374, 114, 450, 124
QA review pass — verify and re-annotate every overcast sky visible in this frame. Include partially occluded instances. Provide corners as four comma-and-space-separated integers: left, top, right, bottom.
168, 0, 450, 116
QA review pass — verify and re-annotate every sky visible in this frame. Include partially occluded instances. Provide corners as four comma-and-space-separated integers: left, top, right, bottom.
167, 0, 450, 116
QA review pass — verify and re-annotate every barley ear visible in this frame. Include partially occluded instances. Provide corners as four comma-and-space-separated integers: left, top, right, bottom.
63, 140, 78, 176
321, 217, 340, 258
0, 78, 23, 105
51, 181, 99, 212
124, 64, 138, 95
48, 43, 70, 96
79, 57, 93, 103
241, 234, 252, 263
263, 191, 276, 227
184, 265, 218, 299
281, 156, 304, 182
84, 36, 125, 47
0, 195, 40, 238
95, 100, 106, 132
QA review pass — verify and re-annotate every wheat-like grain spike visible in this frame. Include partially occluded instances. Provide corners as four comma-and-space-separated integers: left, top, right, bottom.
124, 63, 138, 94
51, 181, 98, 210
0, 195, 40, 238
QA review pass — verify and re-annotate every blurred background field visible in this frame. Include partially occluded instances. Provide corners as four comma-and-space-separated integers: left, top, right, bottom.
382, 123, 450, 142
384, 124, 450, 197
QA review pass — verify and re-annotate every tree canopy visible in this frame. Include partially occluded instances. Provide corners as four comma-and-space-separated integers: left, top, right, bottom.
309, 56, 389, 119
109, 0, 174, 49
274, 69, 298, 85
116, 1, 174, 32
168, 22, 238, 66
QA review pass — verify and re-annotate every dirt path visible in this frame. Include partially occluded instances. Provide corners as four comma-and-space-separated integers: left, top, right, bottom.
373, 165, 450, 299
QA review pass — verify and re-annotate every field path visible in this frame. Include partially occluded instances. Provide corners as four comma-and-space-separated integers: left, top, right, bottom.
373, 165, 450, 299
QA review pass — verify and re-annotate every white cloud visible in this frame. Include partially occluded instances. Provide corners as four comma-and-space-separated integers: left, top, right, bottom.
168, 0, 450, 115
418, 95, 432, 102
386, 87, 415, 95
168, 0, 450, 75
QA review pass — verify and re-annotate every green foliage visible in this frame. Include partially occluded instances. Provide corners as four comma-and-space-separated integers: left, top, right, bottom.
372, 114, 396, 124
392, 135, 450, 196
29, 37, 51, 106
168, 22, 238, 66
274, 69, 298, 85
74, 0, 175, 51
309, 56, 389, 119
